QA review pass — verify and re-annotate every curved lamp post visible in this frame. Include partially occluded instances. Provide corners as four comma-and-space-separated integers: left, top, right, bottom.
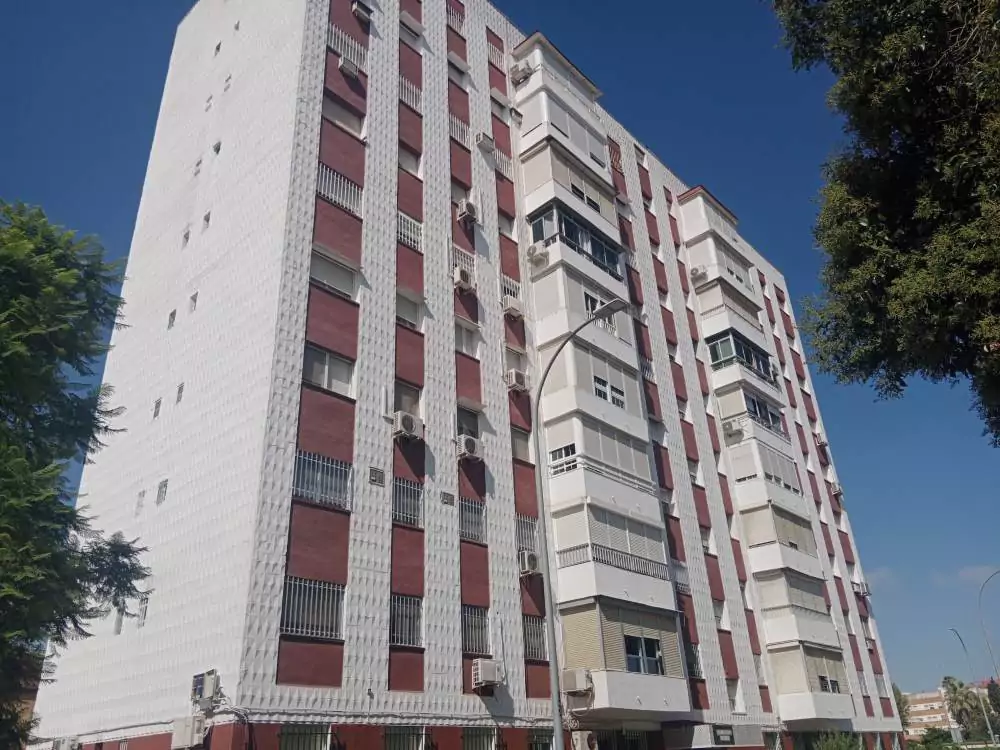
977, 569, 1000, 685
532, 297, 629, 750
948, 627, 997, 745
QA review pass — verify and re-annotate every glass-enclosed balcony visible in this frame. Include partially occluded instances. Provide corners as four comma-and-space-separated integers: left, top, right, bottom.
531, 204, 622, 281
708, 330, 779, 393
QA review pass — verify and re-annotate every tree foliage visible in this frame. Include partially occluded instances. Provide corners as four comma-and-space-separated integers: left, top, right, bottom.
920, 727, 957, 748
773, 0, 1000, 443
895, 682, 911, 729
0, 202, 150, 747
813, 732, 860, 750
988, 678, 1000, 716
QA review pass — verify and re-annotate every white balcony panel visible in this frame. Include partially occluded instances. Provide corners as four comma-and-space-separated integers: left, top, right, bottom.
733, 476, 811, 521
542, 385, 648, 444
536, 307, 635, 369
699, 300, 768, 348
547, 458, 661, 524
778, 691, 856, 722
557, 551, 675, 611
524, 181, 622, 256
724, 415, 794, 457
564, 669, 691, 720
710, 360, 782, 397
761, 606, 841, 649
748, 541, 824, 580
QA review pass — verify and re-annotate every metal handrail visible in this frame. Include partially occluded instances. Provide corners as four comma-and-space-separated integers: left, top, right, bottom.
556, 542, 670, 581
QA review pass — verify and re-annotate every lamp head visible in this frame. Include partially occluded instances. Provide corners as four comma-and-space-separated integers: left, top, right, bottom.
594, 298, 628, 319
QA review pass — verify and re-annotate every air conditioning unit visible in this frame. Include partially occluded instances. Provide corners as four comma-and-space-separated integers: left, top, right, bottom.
722, 419, 742, 435
351, 0, 372, 23
518, 548, 540, 575
457, 198, 478, 225
506, 368, 529, 392
393, 410, 423, 439
475, 132, 495, 153
472, 657, 502, 688
562, 668, 593, 695
509, 62, 532, 85
457, 434, 481, 460
453, 265, 475, 291
690, 265, 707, 280
171, 715, 206, 749
338, 57, 360, 79
525, 243, 548, 265
503, 295, 523, 319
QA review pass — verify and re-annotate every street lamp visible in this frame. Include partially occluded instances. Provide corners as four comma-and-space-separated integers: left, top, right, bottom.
532, 297, 629, 750
977, 570, 1000, 685
948, 627, 997, 745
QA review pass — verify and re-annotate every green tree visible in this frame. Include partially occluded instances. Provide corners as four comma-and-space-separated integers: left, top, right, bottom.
0, 202, 150, 747
772, 0, 1000, 444
943, 676, 987, 739
895, 683, 911, 729
920, 728, 956, 749
813, 732, 859, 750
988, 678, 1000, 716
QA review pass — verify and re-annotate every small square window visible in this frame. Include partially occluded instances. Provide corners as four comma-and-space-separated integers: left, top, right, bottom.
593, 376, 609, 401
498, 214, 515, 238
398, 144, 421, 176
396, 294, 421, 329
303, 345, 354, 397
167, 310, 176, 329
310, 252, 356, 298
457, 407, 480, 439
505, 347, 525, 372
152, 399, 161, 419
511, 428, 531, 462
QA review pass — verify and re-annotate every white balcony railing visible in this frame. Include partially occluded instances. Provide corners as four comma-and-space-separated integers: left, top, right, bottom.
549, 454, 657, 497
327, 24, 368, 73
487, 41, 505, 70
516, 514, 538, 553
446, 4, 465, 33
494, 149, 514, 181
317, 164, 363, 217
453, 246, 476, 278
501, 274, 521, 301
397, 211, 423, 252
557, 542, 671, 581
449, 114, 471, 148
399, 75, 422, 114
711, 356, 779, 391
640, 356, 656, 382
292, 451, 353, 511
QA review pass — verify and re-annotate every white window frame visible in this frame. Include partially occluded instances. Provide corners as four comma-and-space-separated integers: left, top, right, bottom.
398, 143, 421, 177
303, 344, 354, 397
593, 375, 609, 401
610, 383, 626, 409
455, 320, 479, 358
511, 427, 531, 462
310, 251, 357, 299
396, 294, 422, 330
323, 92, 365, 139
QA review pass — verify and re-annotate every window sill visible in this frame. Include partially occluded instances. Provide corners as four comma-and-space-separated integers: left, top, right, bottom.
302, 380, 357, 405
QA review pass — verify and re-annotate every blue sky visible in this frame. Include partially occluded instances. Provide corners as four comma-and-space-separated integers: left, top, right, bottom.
2, 0, 999, 691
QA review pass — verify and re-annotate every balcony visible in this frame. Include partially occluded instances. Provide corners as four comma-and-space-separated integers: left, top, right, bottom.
732, 473, 810, 521
761, 605, 841, 649
564, 669, 692, 720
747, 541, 824, 580
777, 691, 855, 723
699, 298, 767, 348
541, 383, 649, 444
556, 541, 674, 612
722, 413, 793, 455
547, 454, 661, 524
710, 356, 780, 395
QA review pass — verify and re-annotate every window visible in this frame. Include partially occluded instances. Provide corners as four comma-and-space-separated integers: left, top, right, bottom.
683, 637, 702, 678
688, 459, 701, 486
498, 214, 515, 238
189, 292, 198, 312
610, 384, 626, 409
280, 576, 345, 640
516, 514, 538, 552
451, 181, 470, 204
593, 375, 609, 401
550, 443, 576, 462
167, 310, 176, 329
303, 345, 354, 397
176, 383, 184, 404
461, 604, 490, 655
137, 595, 149, 628
153, 399, 161, 419
511, 428, 531, 462
448, 61, 466, 86
727, 679, 743, 712
394, 381, 421, 415
457, 407, 479, 438
700, 526, 712, 554
323, 93, 365, 138
311, 252, 356, 298
113, 607, 124, 635
156, 479, 168, 505
745, 391, 783, 432
392, 478, 423, 527
398, 144, 421, 176
202, 212, 211, 230
455, 321, 478, 358
396, 294, 421, 329
505, 347, 525, 372
134, 490, 145, 517
707, 331, 773, 381
389, 594, 423, 647
523, 614, 547, 661
758, 443, 802, 494
459, 498, 487, 543
722, 250, 752, 292
583, 291, 618, 334
624, 635, 662, 675
819, 675, 831, 692
753, 653, 764, 683
713, 599, 727, 629
531, 206, 621, 280
463, 729, 494, 750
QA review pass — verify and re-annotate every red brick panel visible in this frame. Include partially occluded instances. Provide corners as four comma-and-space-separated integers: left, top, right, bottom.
881, 699, 895, 718
399, 103, 423, 154
319, 119, 365, 186
307, 286, 359, 360
453, 205, 475, 252
460, 540, 490, 607
821, 522, 835, 556
681, 419, 698, 461
764, 296, 776, 324
677, 260, 690, 294
325, 52, 367, 114
122, 735, 173, 750
513, 459, 537, 516
314, 198, 362, 265
505, 316, 526, 349
393, 438, 425, 483
488, 64, 507, 95
782, 309, 796, 338
653, 256, 669, 294
525, 663, 550, 697
287, 502, 350, 584
849, 634, 864, 670
705, 554, 725, 599
497, 175, 516, 218
719, 475, 734, 516
796, 422, 809, 454
707, 415, 721, 453
678, 592, 698, 642
774, 334, 786, 364
817, 442, 831, 467
653, 442, 674, 490
397, 243, 423, 298
399, 39, 422, 87
500, 234, 520, 279
696, 360, 711, 396
857, 592, 870, 618
398, 169, 423, 221
718, 630, 739, 678
491, 114, 511, 156
760, 686, 773, 712
672, 360, 688, 402
839, 529, 856, 564
669, 215, 681, 248
746, 610, 762, 654
432, 726, 464, 750
388, 647, 424, 691
448, 80, 469, 122
395, 325, 425, 387
870, 640, 884, 673
791, 349, 806, 382
486, 27, 504, 50
447, 26, 467, 62
460, 459, 486, 500
864, 696, 875, 717
456, 352, 482, 406
690, 678, 710, 709
391, 525, 425, 596
521, 574, 545, 616
634, 321, 652, 359
643, 380, 662, 421
666, 515, 685, 562
687, 307, 700, 342
298, 386, 355, 462
401, 0, 422, 22
645, 209, 660, 246
693, 485, 711, 528
619, 215, 634, 249
330, 0, 370, 43
835, 576, 850, 612
450, 140, 472, 187
802, 389, 818, 421
277, 638, 343, 687
731, 538, 747, 582
456, 286, 479, 322
638, 164, 653, 199
612, 166, 628, 197
509, 389, 532, 431
808, 470, 823, 505
627, 266, 644, 305
661, 307, 678, 345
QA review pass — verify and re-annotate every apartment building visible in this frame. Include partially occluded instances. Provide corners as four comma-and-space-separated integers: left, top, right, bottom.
30, 1, 902, 749
904, 689, 957, 740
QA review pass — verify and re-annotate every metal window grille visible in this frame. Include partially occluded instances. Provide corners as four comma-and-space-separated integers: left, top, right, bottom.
389, 594, 423, 647
400, 75, 423, 113
156, 479, 168, 505
459, 497, 487, 543
392, 478, 424, 527
501, 274, 521, 301
280, 576, 344, 640
516, 514, 538, 553
119, 742, 128, 750
522, 614, 547, 661
462, 604, 490, 655
327, 24, 368, 72
528, 732, 553, 750
453, 246, 476, 278
317, 164, 363, 217
494, 150, 514, 181
640, 357, 656, 381
462, 728, 494, 750
487, 42, 504, 70
684, 638, 702, 678
293, 451, 353, 510
449, 114, 471, 148
279, 726, 334, 750
386, 728, 426, 750
397, 211, 423, 251
446, 4, 465, 33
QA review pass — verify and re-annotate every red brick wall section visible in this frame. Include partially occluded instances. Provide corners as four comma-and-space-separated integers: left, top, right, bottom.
645, 209, 660, 246
287, 502, 350, 584
718, 630, 739, 678
509, 389, 532, 431
388, 647, 424, 691
653, 256, 669, 293
525, 662, 550, 698
399, 102, 423, 154
690, 678, 710, 709
681, 419, 698, 461
460, 540, 490, 606
306, 286, 359, 360
325, 52, 367, 114
492, 114, 511, 155
399, 39, 422, 87
521, 574, 545, 616
696, 359, 710, 395
643, 380, 662, 421
395, 325, 425, 387
746, 610, 762, 653
759, 685, 773, 713
864, 695, 875, 717
666, 515, 685, 562
400, 0, 422, 23
431, 727, 463, 750
653, 442, 674, 489
669, 215, 681, 247
455, 288, 479, 323
397, 168, 424, 221
456, 352, 482, 406
500, 234, 520, 279
719, 474, 734, 515
627, 266, 644, 305
513, 459, 537, 516
488, 64, 507, 94
705, 554, 725, 599
687, 308, 700, 341
678, 592, 698, 642
319, 119, 365, 186
450, 140, 472, 187
460, 459, 486, 500
314, 198, 363, 265
619, 215, 634, 248
446, 26, 467, 61
448, 80, 469, 122
116, 734, 172, 750
330, 0, 370, 43
393, 438, 425, 482
634, 321, 653, 359
677, 259, 690, 293
397, 243, 424, 298
638, 164, 653, 199
497, 175, 516, 217
839, 529, 856, 564
297, 386, 355, 462
706, 415, 721, 453
692, 485, 711, 528
662, 307, 678, 345
503, 728, 529, 750
276, 638, 343, 687
391, 525, 425, 596
672, 360, 688, 402
337, 727, 383, 750
849, 634, 864, 669
731, 537, 747, 581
